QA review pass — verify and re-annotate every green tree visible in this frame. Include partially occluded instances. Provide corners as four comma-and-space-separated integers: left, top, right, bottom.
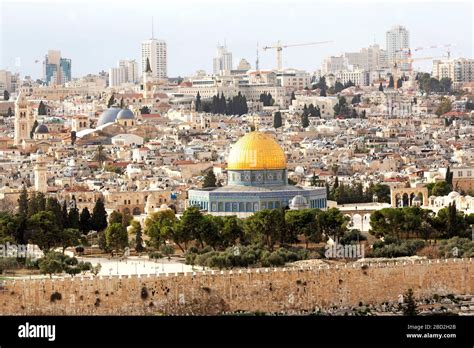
91, 198, 108, 232
18, 186, 29, 216
178, 207, 207, 248
105, 223, 128, 252
39, 252, 66, 278
203, 170, 217, 188
318, 208, 349, 239
334, 81, 344, 93
195, 92, 202, 111
402, 288, 418, 316
93, 145, 109, 166
109, 210, 123, 225
68, 206, 80, 230
46, 197, 63, 229
388, 76, 394, 88
0, 212, 19, 244
220, 216, 244, 248
285, 209, 321, 248
320, 88, 327, 97
38, 101, 47, 115
130, 220, 144, 252
144, 210, 177, 249
431, 181, 451, 196
3, 90, 10, 101
107, 94, 115, 108
140, 106, 151, 114
435, 97, 452, 116
27, 211, 61, 251
71, 131, 77, 146
79, 207, 92, 235
58, 228, 82, 253
30, 120, 38, 139
301, 112, 309, 128
378, 83, 384, 92
244, 209, 286, 250
445, 167, 453, 188
273, 111, 282, 128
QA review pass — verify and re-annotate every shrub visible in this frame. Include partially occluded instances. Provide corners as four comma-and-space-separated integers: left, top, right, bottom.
148, 252, 163, 260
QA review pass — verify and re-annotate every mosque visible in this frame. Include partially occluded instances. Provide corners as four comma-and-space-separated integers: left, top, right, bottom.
187, 131, 327, 216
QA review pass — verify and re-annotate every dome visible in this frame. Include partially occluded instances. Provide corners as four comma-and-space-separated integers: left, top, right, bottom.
448, 191, 460, 199
289, 195, 308, 210
34, 124, 49, 134
97, 107, 121, 126
227, 132, 286, 170
117, 108, 135, 120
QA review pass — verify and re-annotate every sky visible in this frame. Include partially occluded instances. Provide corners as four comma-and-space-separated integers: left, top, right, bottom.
0, 0, 473, 79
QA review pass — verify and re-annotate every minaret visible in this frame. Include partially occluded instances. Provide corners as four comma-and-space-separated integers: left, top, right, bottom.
34, 155, 48, 193
14, 91, 35, 146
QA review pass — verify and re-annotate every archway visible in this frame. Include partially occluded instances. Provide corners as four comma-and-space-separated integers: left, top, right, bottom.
132, 207, 141, 215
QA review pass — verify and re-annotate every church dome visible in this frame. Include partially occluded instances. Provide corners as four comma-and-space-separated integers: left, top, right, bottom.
227, 131, 286, 170
117, 108, 135, 120
97, 107, 121, 126
34, 124, 49, 134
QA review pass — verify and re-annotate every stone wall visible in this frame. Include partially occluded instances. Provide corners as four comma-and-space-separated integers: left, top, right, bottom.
0, 259, 472, 315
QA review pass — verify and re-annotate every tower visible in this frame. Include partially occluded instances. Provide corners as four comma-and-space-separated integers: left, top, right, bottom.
14, 91, 35, 146
34, 155, 48, 193
142, 57, 154, 99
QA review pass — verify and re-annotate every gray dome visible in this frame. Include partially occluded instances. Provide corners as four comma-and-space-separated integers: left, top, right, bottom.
117, 108, 135, 120
34, 124, 49, 134
97, 107, 121, 126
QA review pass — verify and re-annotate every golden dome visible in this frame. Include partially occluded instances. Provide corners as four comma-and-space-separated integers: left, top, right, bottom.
227, 132, 286, 170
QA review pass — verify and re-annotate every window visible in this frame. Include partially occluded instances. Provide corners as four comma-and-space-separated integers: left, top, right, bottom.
458, 171, 463, 177
467, 171, 472, 177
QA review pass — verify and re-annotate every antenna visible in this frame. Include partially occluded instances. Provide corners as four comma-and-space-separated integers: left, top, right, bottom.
256, 42, 260, 71
151, 16, 154, 39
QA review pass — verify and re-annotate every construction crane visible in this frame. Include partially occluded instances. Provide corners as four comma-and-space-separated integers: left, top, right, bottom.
395, 44, 453, 70
392, 56, 442, 89
263, 40, 333, 70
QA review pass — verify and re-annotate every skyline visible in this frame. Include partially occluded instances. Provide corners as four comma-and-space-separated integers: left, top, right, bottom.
0, 0, 473, 79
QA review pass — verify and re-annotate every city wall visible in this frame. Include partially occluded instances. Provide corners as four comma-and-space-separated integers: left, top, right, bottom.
0, 259, 472, 315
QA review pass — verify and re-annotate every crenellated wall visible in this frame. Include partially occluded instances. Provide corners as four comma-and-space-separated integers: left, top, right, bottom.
0, 258, 472, 315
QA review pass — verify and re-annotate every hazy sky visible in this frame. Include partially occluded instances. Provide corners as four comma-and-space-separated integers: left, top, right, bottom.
0, 0, 473, 79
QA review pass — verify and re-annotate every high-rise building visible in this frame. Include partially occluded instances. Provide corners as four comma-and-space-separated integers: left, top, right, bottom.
109, 59, 139, 87
59, 58, 72, 84
109, 67, 127, 87
213, 44, 233, 75
43, 50, 72, 85
321, 56, 347, 75
141, 39, 167, 79
344, 44, 389, 72
386, 25, 410, 70
119, 59, 139, 83
433, 58, 474, 88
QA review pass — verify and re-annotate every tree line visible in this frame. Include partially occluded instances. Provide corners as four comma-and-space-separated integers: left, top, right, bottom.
197, 92, 249, 116
0, 188, 108, 252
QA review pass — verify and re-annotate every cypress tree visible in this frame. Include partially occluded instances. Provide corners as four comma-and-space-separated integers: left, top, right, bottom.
61, 200, 69, 228
91, 198, 108, 232
203, 170, 217, 188
79, 207, 92, 235
273, 111, 282, 128
18, 186, 29, 216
